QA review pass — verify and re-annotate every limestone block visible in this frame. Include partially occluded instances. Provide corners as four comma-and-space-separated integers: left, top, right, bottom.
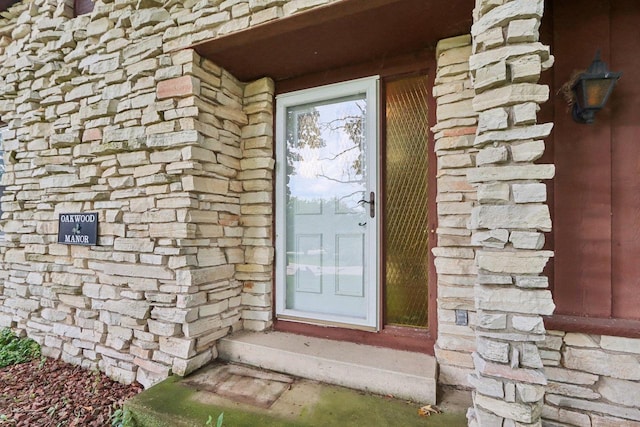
478, 108, 508, 132
131, 8, 171, 30
99, 262, 174, 280
157, 75, 200, 99
123, 34, 162, 61
512, 315, 544, 334
474, 61, 508, 92
600, 336, 640, 355
509, 231, 544, 250
182, 176, 228, 194
477, 146, 508, 165
470, 42, 550, 72
194, 11, 230, 29
546, 394, 640, 422
547, 381, 601, 400
437, 99, 475, 121
477, 313, 508, 330
439, 153, 474, 169
468, 373, 504, 398
545, 367, 599, 385
472, 229, 509, 249
473, 406, 505, 426
477, 124, 551, 151
104, 300, 150, 320
473, 83, 549, 113
516, 383, 544, 403
473, 352, 547, 385
197, 248, 226, 267
172, 348, 214, 376
149, 223, 196, 239
435, 134, 475, 151
438, 45, 472, 67
514, 276, 548, 289
175, 265, 235, 287
436, 34, 471, 58
563, 347, 640, 380
474, 27, 504, 51
152, 307, 198, 324
510, 102, 537, 126
147, 130, 202, 148
507, 18, 540, 43
477, 182, 510, 204
434, 257, 477, 275
468, 165, 555, 183
471, 205, 551, 232
511, 140, 544, 162
431, 247, 476, 259
65, 83, 96, 102
183, 317, 223, 337
159, 336, 195, 359
477, 337, 509, 363
474, 393, 541, 424
509, 55, 542, 83
512, 183, 546, 203
475, 286, 554, 315
200, 301, 229, 317
477, 250, 552, 275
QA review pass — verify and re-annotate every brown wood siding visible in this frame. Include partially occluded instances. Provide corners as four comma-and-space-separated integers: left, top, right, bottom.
610, 0, 640, 319
551, 0, 640, 320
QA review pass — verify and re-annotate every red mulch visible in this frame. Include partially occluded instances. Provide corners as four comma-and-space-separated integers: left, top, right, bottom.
0, 358, 142, 426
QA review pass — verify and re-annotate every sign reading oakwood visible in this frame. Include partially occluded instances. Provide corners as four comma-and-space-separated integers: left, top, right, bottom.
57, 212, 98, 245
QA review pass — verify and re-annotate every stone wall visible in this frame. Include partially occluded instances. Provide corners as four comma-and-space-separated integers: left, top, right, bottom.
541, 332, 640, 426
0, 0, 291, 387
431, 34, 478, 390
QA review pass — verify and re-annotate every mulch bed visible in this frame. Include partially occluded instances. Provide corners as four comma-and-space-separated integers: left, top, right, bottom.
0, 358, 142, 426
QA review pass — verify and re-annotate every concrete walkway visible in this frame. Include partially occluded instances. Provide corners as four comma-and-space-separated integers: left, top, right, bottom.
125, 362, 470, 427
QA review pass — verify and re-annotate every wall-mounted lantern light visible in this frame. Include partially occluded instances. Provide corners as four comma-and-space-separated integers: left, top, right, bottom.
571, 50, 622, 124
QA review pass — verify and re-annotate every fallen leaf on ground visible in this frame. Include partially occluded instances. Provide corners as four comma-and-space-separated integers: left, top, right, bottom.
418, 404, 442, 417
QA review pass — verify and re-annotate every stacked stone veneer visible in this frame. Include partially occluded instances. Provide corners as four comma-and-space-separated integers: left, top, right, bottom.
540, 332, 640, 426
431, 34, 478, 390
466, 0, 556, 425
433, 21, 640, 427
0, 0, 319, 387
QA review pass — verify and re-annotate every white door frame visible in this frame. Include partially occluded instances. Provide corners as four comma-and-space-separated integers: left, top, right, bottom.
275, 76, 380, 330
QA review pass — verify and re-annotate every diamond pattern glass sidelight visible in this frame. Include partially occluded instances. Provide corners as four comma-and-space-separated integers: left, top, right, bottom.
384, 75, 430, 328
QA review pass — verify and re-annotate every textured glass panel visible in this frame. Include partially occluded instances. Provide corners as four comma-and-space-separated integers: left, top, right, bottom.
384, 75, 430, 328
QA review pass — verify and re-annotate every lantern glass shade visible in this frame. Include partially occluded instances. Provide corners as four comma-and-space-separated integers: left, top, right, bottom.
571, 51, 622, 124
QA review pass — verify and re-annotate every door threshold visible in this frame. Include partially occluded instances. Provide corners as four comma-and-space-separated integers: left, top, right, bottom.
275, 319, 435, 354
217, 330, 437, 404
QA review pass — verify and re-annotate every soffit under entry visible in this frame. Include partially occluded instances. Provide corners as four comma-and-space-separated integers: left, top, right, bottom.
193, 0, 473, 83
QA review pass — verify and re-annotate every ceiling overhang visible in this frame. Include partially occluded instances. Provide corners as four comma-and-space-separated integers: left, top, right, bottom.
193, 0, 473, 83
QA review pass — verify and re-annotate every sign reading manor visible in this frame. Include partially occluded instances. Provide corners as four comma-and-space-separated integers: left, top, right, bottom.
57, 212, 98, 245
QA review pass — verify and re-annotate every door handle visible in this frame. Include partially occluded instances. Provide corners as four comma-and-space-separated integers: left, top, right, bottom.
357, 192, 375, 218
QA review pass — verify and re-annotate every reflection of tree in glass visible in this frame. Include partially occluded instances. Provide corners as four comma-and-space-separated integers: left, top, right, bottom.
297, 110, 324, 149
289, 102, 365, 183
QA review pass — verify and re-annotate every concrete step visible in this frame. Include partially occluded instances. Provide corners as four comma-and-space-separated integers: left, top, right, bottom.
217, 330, 437, 404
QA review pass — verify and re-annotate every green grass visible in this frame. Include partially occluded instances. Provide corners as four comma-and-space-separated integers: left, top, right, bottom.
0, 328, 41, 368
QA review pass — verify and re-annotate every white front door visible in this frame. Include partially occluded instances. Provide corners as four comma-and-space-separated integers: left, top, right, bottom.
275, 77, 379, 329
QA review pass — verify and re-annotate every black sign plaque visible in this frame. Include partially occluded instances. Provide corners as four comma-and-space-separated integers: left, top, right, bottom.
57, 212, 98, 245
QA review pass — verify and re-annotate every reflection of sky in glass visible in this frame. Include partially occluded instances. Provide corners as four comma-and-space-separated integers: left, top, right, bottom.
286, 96, 366, 211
